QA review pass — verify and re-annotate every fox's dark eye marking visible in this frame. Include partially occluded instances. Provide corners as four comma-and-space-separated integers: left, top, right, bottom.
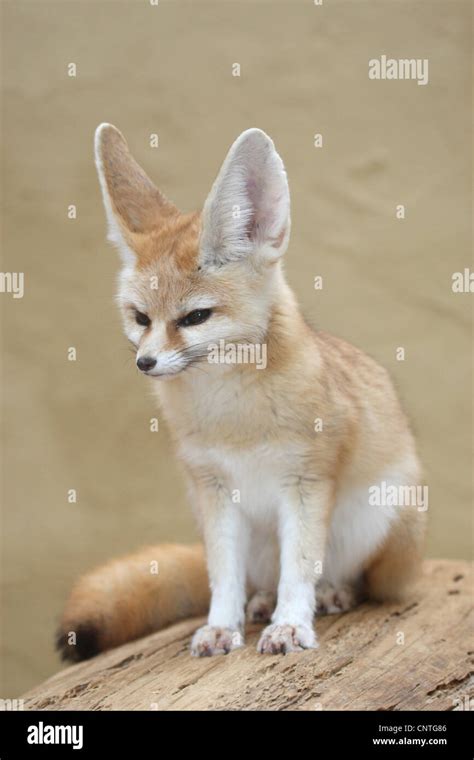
135, 310, 151, 327
177, 308, 212, 328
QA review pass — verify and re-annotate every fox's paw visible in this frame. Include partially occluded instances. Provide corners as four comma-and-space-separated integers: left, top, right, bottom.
316, 581, 357, 615
257, 623, 317, 655
246, 591, 276, 624
191, 625, 244, 657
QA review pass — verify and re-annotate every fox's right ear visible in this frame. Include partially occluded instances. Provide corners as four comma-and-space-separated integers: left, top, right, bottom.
94, 123, 177, 265
200, 128, 290, 269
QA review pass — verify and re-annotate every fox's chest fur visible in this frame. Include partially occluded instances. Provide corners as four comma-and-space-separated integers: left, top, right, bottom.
156, 365, 316, 522
184, 441, 293, 522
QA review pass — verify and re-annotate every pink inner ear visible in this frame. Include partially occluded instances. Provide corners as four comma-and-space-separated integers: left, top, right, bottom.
245, 172, 273, 241
245, 172, 286, 247
200, 129, 289, 265
243, 177, 258, 241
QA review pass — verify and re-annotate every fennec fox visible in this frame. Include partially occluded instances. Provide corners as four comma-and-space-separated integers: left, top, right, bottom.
57, 125, 425, 660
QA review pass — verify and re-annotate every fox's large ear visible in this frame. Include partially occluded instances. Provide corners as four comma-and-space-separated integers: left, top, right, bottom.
199, 128, 290, 268
94, 123, 177, 265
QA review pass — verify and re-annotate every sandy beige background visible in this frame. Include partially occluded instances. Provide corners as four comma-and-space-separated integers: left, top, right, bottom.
1, 0, 472, 697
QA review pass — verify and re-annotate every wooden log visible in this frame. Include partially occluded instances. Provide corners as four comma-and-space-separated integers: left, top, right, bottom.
22, 560, 473, 711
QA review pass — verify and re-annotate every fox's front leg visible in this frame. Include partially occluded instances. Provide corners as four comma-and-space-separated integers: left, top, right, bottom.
257, 480, 332, 655
191, 482, 248, 657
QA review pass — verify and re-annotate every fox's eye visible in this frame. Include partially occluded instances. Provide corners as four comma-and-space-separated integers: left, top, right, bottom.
135, 310, 151, 327
178, 308, 212, 328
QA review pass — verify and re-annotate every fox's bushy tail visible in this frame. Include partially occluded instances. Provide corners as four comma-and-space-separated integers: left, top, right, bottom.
56, 544, 210, 662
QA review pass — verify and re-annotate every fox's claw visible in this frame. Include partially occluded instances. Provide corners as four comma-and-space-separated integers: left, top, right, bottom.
191, 625, 244, 657
257, 623, 317, 655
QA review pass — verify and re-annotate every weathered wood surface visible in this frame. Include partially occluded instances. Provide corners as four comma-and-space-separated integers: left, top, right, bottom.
22, 560, 473, 711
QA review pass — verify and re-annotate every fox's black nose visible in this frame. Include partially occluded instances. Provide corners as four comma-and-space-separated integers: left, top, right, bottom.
137, 356, 157, 373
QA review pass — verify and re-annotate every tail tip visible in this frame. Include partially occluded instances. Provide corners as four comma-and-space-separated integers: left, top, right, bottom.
55, 622, 101, 663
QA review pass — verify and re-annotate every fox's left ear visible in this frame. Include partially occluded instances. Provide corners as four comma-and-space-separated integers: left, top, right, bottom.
200, 129, 290, 268
94, 123, 178, 265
